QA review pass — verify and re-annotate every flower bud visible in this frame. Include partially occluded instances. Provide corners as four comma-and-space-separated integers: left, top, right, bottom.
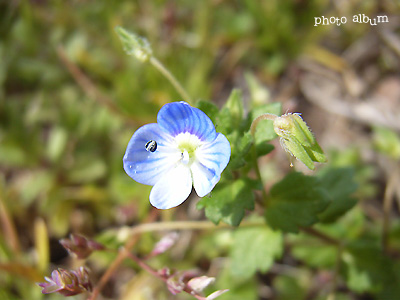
273, 113, 327, 170
37, 267, 92, 296
115, 26, 153, 62
148, 232, 179, 258
60, 234, 104, 259
187, 276, 215, 293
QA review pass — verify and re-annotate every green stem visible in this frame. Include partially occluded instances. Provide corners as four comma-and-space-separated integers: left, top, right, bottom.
150, 57, 193, 104
251, 143, 268, 204
250, 113, 278, 136
326, 243, 343, 300
299, 226, 341, 246
127, 219, 263, 236
249, 116, 276, 204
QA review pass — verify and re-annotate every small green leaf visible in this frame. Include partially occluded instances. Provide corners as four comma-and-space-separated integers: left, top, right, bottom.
372, 126, 400, 160
273, 275, 308, 300
245, 72, 270, 105
68, 158, 107, 183
115, 26, 153, 62
46, 127, 68, 162
250, 103, 282, 145
265, 172, 330, 233
227, 131, 253, 170
213, 263, 258, 300
342, 241, 400, 297
215, 90, 245, 136
197, 179, 255, 226
195, 100, 219, 125
255, 143, 274, 157
215, 107, 233, 136
318, 168, 358, 223
291, 237, 337, 268
230, 226, 283, 279
225, 89, 244, 129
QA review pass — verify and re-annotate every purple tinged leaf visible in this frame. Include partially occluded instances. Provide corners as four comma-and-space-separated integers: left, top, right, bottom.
187, 276, 215, 293
206, 289, 229, 299
166, 276, 185, 295
149, 232, 179, 258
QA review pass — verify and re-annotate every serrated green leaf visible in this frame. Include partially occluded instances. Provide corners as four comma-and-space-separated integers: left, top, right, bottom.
342, 241, 400, 298
197, 179, 255, 226
265, 172, 331, 233
230, 227, 283, 279
291, 238, 337, 268
318, 168, 358, 223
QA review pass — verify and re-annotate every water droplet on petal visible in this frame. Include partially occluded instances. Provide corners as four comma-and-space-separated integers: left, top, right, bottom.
181, 150, 189, 165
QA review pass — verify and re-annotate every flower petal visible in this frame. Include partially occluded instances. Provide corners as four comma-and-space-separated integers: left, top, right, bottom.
157, 102, 217, 142
123, 123, 181, 185
192, 133, 231, 197
150, 164, 192, 209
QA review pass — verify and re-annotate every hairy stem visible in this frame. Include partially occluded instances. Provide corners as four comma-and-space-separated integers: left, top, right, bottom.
150, 57, 193, 104
250, 113, 278, 136
251, 144, 269, 205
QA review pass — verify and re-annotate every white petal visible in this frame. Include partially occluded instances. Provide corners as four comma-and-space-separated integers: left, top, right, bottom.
150, 164, 193, 209
191, 161, 220, 197
192, 133, 231, 197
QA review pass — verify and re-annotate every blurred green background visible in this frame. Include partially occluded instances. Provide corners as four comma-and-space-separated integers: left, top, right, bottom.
1, 0, 400, 299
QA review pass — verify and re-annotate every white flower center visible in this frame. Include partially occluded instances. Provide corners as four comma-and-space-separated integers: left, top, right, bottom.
174, 132, 203, 166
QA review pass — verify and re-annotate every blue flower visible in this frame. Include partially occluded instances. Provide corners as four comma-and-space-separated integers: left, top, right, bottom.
123, 101, 231, 209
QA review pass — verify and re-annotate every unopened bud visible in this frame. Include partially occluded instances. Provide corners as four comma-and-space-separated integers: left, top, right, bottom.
115, 26, 153, 62
273, 113, 327, 170
37, 267, 92, 296
187, 276, 215, 293
60, 234, 104, 259
148, 232, 179, 258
